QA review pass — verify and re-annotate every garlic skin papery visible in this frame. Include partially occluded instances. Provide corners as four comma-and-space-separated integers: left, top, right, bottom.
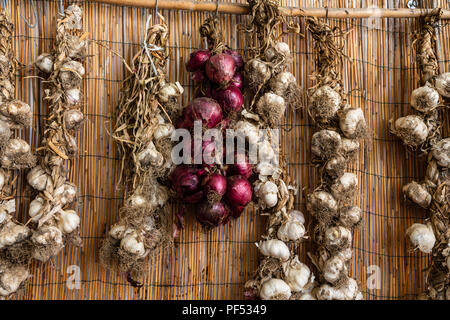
339, 107, 366, 139
255, 92, 286, 125
315, 278, 361, 300
157, 82, 184, 103
309, 85, 341, 123
306, 191, 338, 219
27, 165, 52, 191
341, 138, 360, 156
233, 120, 260, 145
410, 85, 440, 113
259, 278, 291, 300
322, 255, 346, 284
435, 72, 450, 97
431, 138, 450, 168
311, 129, 342, 160
0, 100, 32, 127
406, 223, 436, 254
137, 142, 163, 167
0, 219, 30, 249
64, 109, 84, 130
265, 41, 291, 61
324, 226, 352, 250
28, 196, 45, 222
30, 226, 64, 262
35, 53, 54, 74
245, 58, 271, 89
0, 138, 34, 168
339, 206, 362, 228
0, 264, 30, 298
403, 181, 432, 208
65, 88, 80, 105
391, 115, 429, 147
59, 60, 85, 90
120, 231, 146, 257
331, 172, 358, 201
282, 256, 314, 292
269, 71, 296, 96
56, 210, 80, 234
257, 239, 290, 261
153, 123, 174, 140
255, 180, 278, 208
277, 217, 306, 242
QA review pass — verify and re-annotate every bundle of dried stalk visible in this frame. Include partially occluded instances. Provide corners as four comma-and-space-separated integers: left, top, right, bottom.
304, 17, 365, 300
23, 5, 87, 267
100, 14, 182, 286
0, 9, 36, 299
394, 9, 450, 300
243, 0, 316, 301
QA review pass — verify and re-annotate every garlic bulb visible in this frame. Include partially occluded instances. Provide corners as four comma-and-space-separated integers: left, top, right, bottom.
59, 60, 85, 90
277, 218, 305, 241
154, 123, 174, 140
339, 107, 366, 138
255, 180, 278, 208
258, 239, 290, 261
245, 58, 271, 88
331, 172, 358, 201
157, 82, 184, 102
65, 88, 80, 105
309, 85, 341, 122
435, 72, 450, 97
336, 248, 353, 262
128, 194, 147, 207
60, 182, 77, 205
57, 210, 80, 234
269, 72, 296, 96
283, 257, 313, 292
0, 138, 34, 168
392, 115, 428, 147
340, 278, 361, 300
311, 130, 342, 160
109, 223, 128, 240
0, 207, 8, 224
265, 41, 291, 61
27, 165, 52, 191
339, 206, 362, 228
258, 139, 276, 162
35, 53, 54, 74
31, 226, 64, 262
324, 226, 352, 250
315, 284, 345, 300
0, 100, 32, 127
406, 223, 436, 254
0, 169, 5, 191
0, 119, 11, 145
64, 109, 84, 130
120, 231, 146, 257
0, 264, 29, 297
323, 255, 346, 284
137, 141, 163, 167
0, 79, 13, 103
403, 181, 432, 208
29, 196, 45, 222
259, 278, 291, 300
341, 138, 360, 155
431, 138, 450, 168
410, 85, 440, 113
255, 92, 286, 124
290, 210, 305, 225
65, 35, 86, 59
0, 220, 30, 249
233, 120, 260, 145
306, 191, 338, 218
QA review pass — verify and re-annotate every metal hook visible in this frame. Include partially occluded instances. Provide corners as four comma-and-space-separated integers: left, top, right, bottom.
19, 0, 37, 29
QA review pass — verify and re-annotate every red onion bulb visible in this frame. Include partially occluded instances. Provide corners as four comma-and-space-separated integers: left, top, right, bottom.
186, 50, 211, 72
214, 85, 243, 113
225, 175, 252, 208
176, 97, 223, 130
170, 165, 204, 203
196, 201, 229, 228
205, 53, 236, 85
203, 173, 227, 201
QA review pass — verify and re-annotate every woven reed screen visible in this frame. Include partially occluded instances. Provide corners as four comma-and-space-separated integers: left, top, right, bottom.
6, 0, 450, 300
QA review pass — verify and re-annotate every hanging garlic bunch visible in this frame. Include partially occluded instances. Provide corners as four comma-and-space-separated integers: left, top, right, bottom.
243, 0, 314, 301
100, 15, 181, 286
304, 16, 365, 300
25, 5, 86, 265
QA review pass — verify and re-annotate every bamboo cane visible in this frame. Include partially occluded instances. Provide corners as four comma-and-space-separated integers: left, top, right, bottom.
94, 0, 450, 19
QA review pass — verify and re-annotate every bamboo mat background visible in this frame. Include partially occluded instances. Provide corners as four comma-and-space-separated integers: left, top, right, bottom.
4, 0, 449, 300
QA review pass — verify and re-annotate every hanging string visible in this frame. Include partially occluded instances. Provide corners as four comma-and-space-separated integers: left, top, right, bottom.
143, 14, 163, 77
155, 0, 159, 24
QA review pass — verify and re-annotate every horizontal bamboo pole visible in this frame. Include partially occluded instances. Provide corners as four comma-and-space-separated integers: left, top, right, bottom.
94, 0, 450, 19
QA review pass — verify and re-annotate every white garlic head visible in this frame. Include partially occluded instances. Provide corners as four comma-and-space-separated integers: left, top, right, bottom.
339, 107, 366, 138
410, 85, 440, 113
120, 231, 146, 257
59, 60, 85, 90
306, 191, 338, 218
309, 85, 341, 122
339, 206, 362, 228
28, 196, 45, 222
27, 165, 52, 191
65, 88, 80, 105
282, 256, 313, 292
435, 72, 450, 97
0, 100, 32, 127
323, 255, 346, 284
31, 226, 64, 262
64, 109, 84, 130
403, 181, 432, 208
255, 92, 286, 125
57, 210, 80, 234
277, 218, 305, 242
311, 130, 342, 160
137, 142, 164, 167
259, 278, 291, 300
158, 82, 184, 103
109, 223, 128, 240
258, 239, 290, 261
431, 138, 450, 168
406, 223, 436, 254
392, 115, 428, 147
255, 180, 278, 208
0, 264, 29, 297
0, 220, 30, 249
324, 226, 352, 250
289, 210, 305, 224
341, 138, 360, 155
154, 123, 175, 140
265, 41, 291, 61
245, 58, 271, 88
269, 72, 296, 96
35, 53, 54, 74
233, 120, 260, 145
331, 172, 358, 201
